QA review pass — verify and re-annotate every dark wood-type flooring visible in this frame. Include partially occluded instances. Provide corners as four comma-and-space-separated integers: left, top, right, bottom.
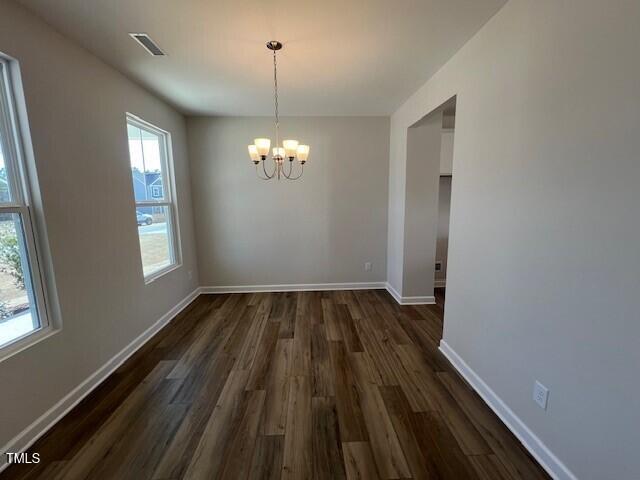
2, 289, 549, 479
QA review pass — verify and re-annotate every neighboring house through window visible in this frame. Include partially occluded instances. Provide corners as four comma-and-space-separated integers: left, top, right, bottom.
126, 114, 181, 282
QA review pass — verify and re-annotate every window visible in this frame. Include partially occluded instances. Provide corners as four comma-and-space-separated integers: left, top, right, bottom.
150, 184, 163, 198
126, 114, 180, 282
0, 56, 50, 351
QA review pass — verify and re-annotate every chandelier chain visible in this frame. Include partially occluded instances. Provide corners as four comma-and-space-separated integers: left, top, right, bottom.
273, 48, 279, 147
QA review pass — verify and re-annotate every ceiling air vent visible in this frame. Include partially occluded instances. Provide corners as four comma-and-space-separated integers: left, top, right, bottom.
129, 33, 165, 56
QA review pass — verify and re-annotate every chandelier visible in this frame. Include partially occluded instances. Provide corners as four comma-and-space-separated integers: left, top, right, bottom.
247, 41, 310, 180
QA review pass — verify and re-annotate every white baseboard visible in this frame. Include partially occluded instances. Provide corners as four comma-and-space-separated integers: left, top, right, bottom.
434, 279, 446, 288
439, 340, 578, 480
200, 282, 387, 294
0, 288, 200, 474
385, 282, 436, 305
200, 282, 436, 306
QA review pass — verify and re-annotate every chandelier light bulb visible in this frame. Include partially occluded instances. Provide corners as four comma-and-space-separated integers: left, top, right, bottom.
283, 139, 299, 159
254, 138, 271, 157
248, 145, 260, 163
296, 145, 310, 163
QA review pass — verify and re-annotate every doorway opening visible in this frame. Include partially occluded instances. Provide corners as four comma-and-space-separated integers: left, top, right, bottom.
401, 95, 456, 314
435, 103, 455, 309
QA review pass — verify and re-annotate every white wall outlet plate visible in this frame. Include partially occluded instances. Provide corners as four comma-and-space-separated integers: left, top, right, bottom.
533, 381, 549, 410
364, 262, 372, 272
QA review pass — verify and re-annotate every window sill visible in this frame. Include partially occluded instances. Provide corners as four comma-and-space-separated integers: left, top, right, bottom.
0, 325, 59, 363
144, 262, 182, 285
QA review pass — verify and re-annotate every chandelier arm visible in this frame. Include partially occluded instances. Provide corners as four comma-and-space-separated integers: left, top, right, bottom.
263, 158, 277, 179
280, 159, 295, 179
255, 164, 270, 180
281, 160, 293, 179
289, 164, 304, 180
256, 160, 276, 180
283, 162, 304, 180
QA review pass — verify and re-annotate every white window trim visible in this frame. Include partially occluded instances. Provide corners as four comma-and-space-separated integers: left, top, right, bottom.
126, 113, 182, 284
0, 54, 57, 361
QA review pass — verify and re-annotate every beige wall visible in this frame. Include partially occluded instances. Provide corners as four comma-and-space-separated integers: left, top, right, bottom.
0, 1, 198, 449
402, 112, 442, 298
440, 130, 454, 175
387, 0, 640, 478
187, 116, 389, 287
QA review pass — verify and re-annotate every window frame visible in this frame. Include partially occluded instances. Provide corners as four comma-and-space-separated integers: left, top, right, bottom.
0, 54, 53, 359
126, 113, 182, 283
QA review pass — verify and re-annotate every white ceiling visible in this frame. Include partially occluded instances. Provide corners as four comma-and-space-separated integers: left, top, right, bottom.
17, 0, 506, 116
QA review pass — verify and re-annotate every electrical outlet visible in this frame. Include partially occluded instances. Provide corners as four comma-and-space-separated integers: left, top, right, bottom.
533, 381, 549, 410
435, 261, 442, 272
188, 270, 193, 280
364, 262, 372, 272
